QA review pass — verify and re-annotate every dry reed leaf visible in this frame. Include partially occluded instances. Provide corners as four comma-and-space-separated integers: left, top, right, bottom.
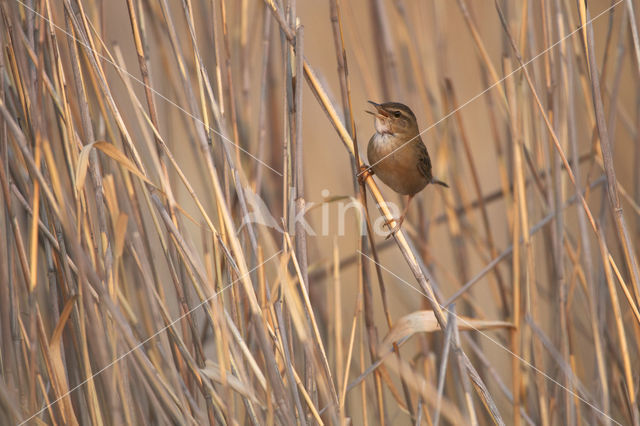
74, 143, 94, 193
378, 310, 513, 356
50, 295, 78, 347
75, 141, 153, 193
577, 0, 589, 71
200, 360, 261, 405
101, 174, 118, 218
114, 213, 128, 260
49, 296, 80, 426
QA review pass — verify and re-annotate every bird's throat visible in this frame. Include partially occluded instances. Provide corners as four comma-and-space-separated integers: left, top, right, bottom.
374, 117, 392, 135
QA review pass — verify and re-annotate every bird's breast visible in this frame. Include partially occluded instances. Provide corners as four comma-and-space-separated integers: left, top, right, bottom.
367, 133, 429, 195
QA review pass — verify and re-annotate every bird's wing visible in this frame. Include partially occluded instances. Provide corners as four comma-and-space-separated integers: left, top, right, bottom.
415, 140, 433, 181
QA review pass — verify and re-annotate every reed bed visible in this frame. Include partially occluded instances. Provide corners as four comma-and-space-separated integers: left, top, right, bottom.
1, 0, 639, 424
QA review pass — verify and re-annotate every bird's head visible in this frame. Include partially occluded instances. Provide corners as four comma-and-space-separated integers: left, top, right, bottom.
366, 101, 419, 137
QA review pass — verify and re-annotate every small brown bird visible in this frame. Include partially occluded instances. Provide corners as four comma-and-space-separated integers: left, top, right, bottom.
363, 101, 448, 235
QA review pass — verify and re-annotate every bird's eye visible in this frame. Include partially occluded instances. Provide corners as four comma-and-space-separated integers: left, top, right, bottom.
393, 111, 401, 118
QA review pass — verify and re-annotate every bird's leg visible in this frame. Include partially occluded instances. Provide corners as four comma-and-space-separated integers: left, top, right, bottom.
357, 164, 374, 185
385, 195, 414, 239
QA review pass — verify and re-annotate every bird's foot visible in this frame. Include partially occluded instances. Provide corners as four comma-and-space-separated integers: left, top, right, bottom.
384, 216, 405, 240
358, 164, 374, 185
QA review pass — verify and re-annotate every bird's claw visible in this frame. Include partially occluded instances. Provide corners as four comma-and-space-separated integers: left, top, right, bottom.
358, 164, 374, 185
384, 217, 404, 240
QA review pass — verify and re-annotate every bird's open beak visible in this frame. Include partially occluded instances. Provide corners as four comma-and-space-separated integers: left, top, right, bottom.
366, 100, 387, 118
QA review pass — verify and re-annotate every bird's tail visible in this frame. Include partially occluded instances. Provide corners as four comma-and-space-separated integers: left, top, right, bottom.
431, 178, 449, 188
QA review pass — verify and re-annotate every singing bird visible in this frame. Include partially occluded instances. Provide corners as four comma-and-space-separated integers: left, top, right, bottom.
363, 101, 448, 235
